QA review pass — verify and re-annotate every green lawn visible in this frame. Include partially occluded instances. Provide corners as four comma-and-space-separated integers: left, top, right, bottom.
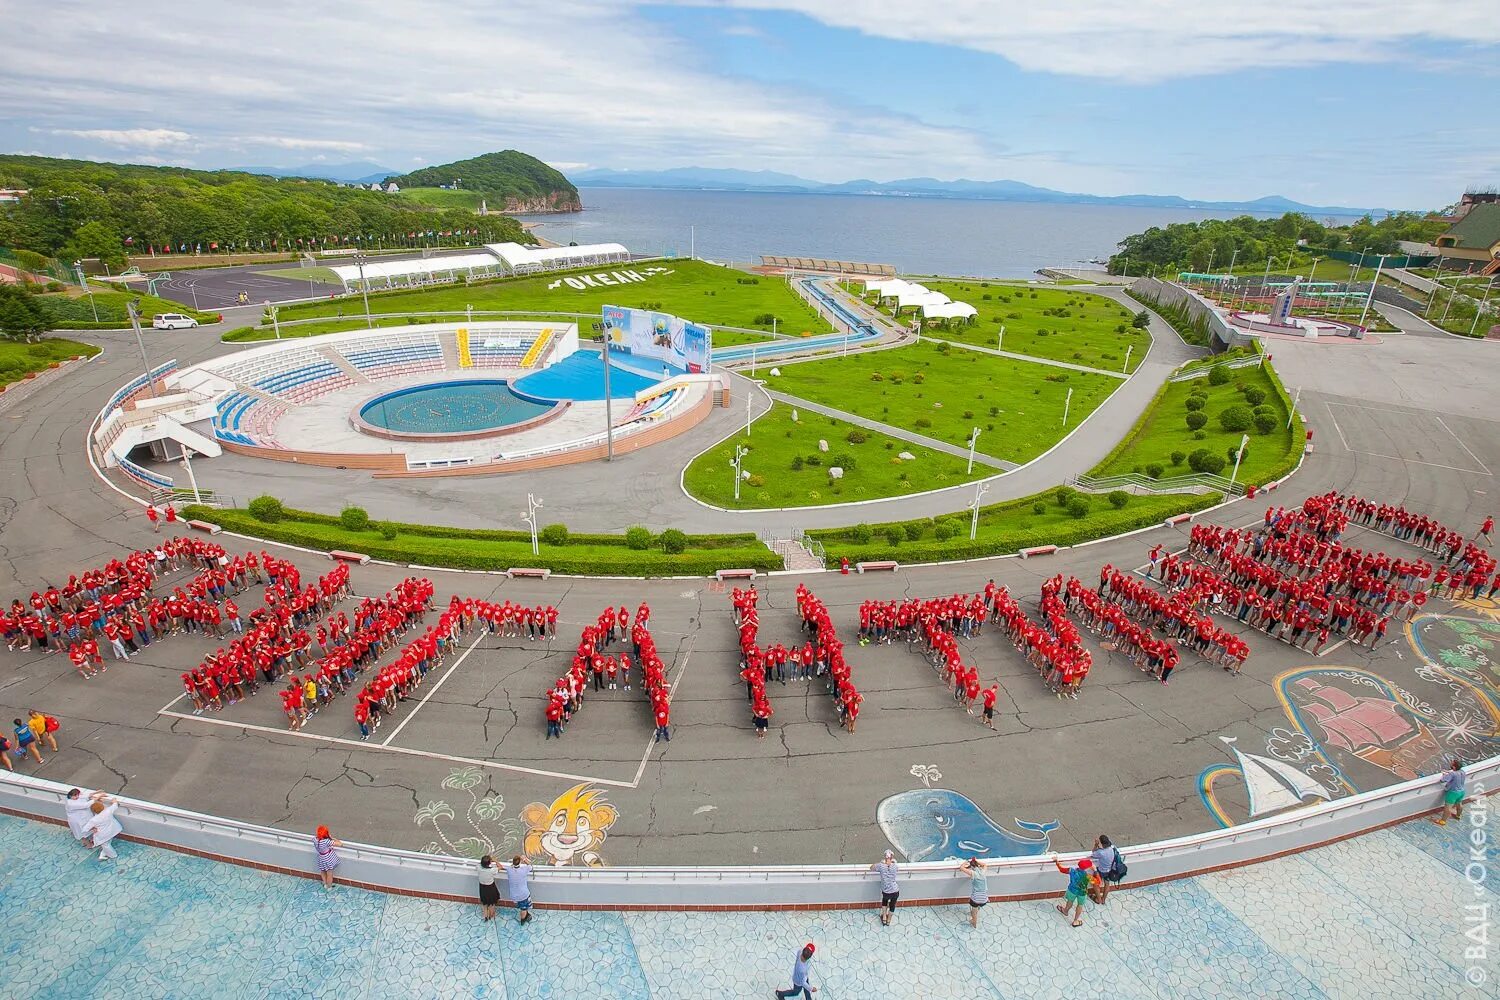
807, 489, 1222, 564
708, 329, 776, 349
33, 286, 219, 328
274, 259, 831, 336
683, 402, 985, 508
186, 505, 780, 575
1091, 360, 1302, 488
394, 187, 485, 211
254, 265, 342, 284
763, 340, 1120, 464
0, 337, 100, 386
223, 314, 785, 345
908, 281, 1147, 373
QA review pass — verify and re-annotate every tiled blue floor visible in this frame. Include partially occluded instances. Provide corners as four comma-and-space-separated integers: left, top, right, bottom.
0, 812, 1492, 999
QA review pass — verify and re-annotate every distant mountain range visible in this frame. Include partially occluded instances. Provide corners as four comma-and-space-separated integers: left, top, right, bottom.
569, 167, 1388, 217
225, 161, 397, 184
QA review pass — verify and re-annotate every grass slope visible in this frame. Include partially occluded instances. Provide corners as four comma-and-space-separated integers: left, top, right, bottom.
764, 340, 1119, 464
914, 281, 1147, 373
0, 338, 99, 386
273, 259, 829, 336
394, 187, 486, 211
33, 286, 218, 328
1091, 359, 1301, 487
683, 402, 984, 508
254, 265, 343, 284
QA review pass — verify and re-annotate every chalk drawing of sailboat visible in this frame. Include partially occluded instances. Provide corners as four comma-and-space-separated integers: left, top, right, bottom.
1220, 736, 1332, 817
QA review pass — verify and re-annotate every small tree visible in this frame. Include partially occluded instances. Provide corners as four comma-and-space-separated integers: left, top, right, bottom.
1131, 310, 1150, 329
0, 285, 49, 340
1185, 411, 1208, 431
1218, 405, 1253, 432
247, 495, 284, 523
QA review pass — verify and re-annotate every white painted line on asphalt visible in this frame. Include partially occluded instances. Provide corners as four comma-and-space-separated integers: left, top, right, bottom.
629, 633, 697, 788
379, 629, 486, 746
1323, 401, 1352, 451
156, 709, 638, 788
1435, 415, 1493, 477
1359, 453, 1489, 475
1318, 637, 1349, 658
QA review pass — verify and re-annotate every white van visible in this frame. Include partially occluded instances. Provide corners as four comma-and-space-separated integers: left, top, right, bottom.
152, 313, 199, 330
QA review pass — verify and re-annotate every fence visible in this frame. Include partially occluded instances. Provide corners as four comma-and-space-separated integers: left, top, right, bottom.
1071, 472, 1241, 498
1, 760, 1488, 909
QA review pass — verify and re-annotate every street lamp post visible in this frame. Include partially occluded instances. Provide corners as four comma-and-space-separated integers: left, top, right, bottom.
1286, 385, 1301, 429
125, 301, 157, 398
1122, 344, 1133, 373
522, 493, 543, 556
732, 444, 750, 502
1228, 434, 1250, 495
601, 337, 614, 461
1062, 387, 1073, 427
966, 426, 981, 474
1469, 278, 1496, 338
180, 447, 202, 504
266, 301, 281, 340
997, 323, 1004, 354
969, 481, 990, 541
74, 261, 99, 322
354, 252, 373, 328
1358, 254, 1388, 329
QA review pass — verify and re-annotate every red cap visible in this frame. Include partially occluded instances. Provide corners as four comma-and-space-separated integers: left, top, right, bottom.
805, 943, 815, 955
1078, 858, 1093, 870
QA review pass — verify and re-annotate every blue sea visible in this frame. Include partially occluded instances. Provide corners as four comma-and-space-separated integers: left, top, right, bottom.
517, 187, 1357, 279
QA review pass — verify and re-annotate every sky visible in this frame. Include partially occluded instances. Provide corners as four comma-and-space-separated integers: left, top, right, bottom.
2, 0, 1497, 210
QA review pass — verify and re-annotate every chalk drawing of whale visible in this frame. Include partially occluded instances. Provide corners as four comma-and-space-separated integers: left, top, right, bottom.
876, 788, 1059, 862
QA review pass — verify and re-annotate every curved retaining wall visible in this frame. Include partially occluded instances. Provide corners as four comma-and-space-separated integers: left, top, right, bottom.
2, 759, 1489, 910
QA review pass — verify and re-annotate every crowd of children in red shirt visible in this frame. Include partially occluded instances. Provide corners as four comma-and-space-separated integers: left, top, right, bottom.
1065, 570, 1249, 682
542, 604, 670, 741
732, 585, 862, 735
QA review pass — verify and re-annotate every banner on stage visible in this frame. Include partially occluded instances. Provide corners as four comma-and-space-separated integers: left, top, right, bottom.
601, 304, 710, 374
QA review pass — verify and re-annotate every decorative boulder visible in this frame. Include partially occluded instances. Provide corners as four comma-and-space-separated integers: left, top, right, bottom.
829, 467, 844, 480
769, 367, 781, 376
818, 439, 829, 452
898, 452, 916, 461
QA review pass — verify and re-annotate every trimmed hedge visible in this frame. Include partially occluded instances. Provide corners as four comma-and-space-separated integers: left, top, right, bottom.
184, 505, 780, 575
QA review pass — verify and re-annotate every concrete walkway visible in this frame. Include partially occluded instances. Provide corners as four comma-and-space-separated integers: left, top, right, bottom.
2, 808, 1488, 998
763, 389, 1016, 471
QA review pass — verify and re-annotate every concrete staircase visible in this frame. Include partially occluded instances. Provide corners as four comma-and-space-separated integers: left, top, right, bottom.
315, 345, 370, 383
768, 538, 825, 572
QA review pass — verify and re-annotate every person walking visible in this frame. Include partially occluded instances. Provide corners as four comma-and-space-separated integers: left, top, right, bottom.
65, 787, 99, 846
1089, 835, 1126, 903
1436, 759, 1467, 825
774, 943, 818, 998
313, 825, 343, 888
869, 849, 900, 926
26, 710, 60, 754
1053, 856, 1096, 927
83, 795, 123, 862
477, 855, 501, 921
503, 854, 535, 923
11, 718, 44, 765
1480, 516, 1494, 547
145, 505, 159, 532
958, 857, 988, 928
0, 734, 12, 771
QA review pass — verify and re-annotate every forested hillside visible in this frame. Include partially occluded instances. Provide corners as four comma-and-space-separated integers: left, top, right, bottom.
0, 155, 534, 267
389, 150, 581, 212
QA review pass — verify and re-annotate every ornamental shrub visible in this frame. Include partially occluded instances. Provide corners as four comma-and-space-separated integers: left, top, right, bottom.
1054, 485, 1077, 507
1108, 490, 1131, 509
247, 495, 284, 523
934, 522, 957, 541
1145, 463, 1165, 479
851, 523, 874, 544
1032, 502, 1047, 515
540, 523, 569, 546
1066, 497, 1091, 519
1218, 405, 1253, 432
378, 524, 398, 541
1253, 413, 1278, 435
659, 528, 688, 554
1170, 450, 1186, 466
1243, 387, 1266, 406
884, 527, 904, 546
1207, 365, 1231, 385
1184, 396, 1205, 411
846, 430, 867, 444
1185, 411, 1208, 431
903, 521, 924, 541
339, 506, 370, 531
625, 526, 652, 550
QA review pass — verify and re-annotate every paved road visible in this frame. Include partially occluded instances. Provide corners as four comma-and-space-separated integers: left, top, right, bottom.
1, 295, 1496, 866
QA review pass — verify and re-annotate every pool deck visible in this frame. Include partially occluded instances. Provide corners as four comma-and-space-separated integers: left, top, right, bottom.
0, 809, 1489, 998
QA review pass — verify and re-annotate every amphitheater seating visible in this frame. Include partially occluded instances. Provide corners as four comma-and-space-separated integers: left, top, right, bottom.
469, 334, 538, 369
334, 332, 445, 380
211, 390, 286, 447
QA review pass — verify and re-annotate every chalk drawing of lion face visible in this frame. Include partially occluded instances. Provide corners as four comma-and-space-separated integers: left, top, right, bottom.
520, 783, 619, 867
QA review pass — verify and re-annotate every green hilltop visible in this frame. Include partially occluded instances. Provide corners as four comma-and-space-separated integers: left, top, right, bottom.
388, 150, 581, 212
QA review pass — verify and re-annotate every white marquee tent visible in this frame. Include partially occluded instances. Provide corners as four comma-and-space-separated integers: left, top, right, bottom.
330, 252, 502, 291
483, 242, 630, 275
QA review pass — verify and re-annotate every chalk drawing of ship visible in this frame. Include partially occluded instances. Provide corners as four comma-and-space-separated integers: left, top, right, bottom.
1220, 736, 1332, 818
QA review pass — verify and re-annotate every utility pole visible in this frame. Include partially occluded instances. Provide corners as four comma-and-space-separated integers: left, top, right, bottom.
125, 301, 157, 397
969, 481, 990, 541
354, 251, 373, 328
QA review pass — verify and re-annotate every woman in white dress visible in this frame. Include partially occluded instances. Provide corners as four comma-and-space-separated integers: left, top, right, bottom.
83, 795, 123, 861
64, 788, 98, 846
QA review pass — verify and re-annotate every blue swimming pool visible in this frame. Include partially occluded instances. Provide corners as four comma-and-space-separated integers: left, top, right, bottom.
358, 380, 554, 435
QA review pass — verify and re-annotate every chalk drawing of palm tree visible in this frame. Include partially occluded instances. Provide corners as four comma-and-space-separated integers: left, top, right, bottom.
910, 764, 942, 787
414, 767, 522, 858
415, 799, 459, 854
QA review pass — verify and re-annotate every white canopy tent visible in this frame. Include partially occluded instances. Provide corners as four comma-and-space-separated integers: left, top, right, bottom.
921, 301, 978, 320
330, 252, 502, 290
896, 286, 948, 310
483, 242, 630, 275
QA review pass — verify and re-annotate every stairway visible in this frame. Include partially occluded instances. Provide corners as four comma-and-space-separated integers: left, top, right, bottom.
768, 538, 825, 572
315, 345, 370, 383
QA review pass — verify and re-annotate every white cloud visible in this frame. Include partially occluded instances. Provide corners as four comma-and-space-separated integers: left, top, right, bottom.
706, 0, 1500, 82
235, 135, 370, 152
40, 127, 194, 149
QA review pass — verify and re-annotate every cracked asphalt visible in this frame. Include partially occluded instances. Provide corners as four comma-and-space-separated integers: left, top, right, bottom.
2, 306, 1498, 864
